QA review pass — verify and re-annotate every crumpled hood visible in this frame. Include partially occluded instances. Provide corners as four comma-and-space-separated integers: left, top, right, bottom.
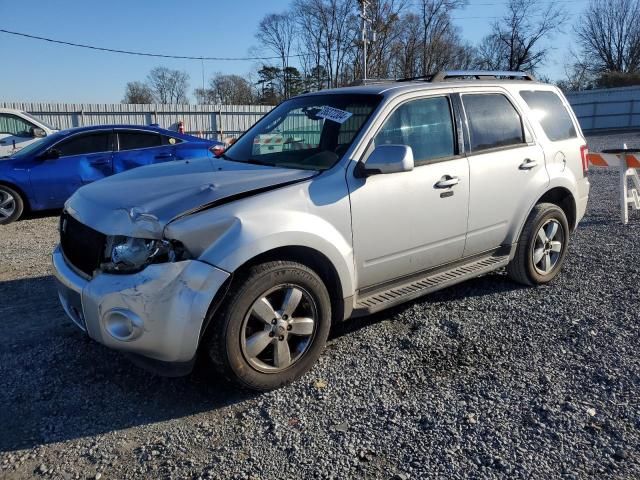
67, 157, 317, 238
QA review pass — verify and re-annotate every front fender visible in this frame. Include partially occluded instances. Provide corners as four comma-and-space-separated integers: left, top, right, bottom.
165, 210, 356, 299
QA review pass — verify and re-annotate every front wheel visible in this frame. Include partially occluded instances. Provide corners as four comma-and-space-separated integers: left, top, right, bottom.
206, 261, 332, 391
0, 185, 24, 225
507, 203, 570, 286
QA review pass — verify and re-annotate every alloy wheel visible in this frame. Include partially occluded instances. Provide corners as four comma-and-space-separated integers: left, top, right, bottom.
532, 219, 564, 275
0, 190, 16, 221
240, 284, 317, 373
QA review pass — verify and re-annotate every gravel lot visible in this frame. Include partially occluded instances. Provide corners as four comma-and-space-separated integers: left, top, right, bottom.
1, 134, 639, 479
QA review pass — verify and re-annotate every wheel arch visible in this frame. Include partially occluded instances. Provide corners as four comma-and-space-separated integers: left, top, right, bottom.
198, 245, 348, 345
0, 180, 31, 212
537, 187, 577, 231
512, 185, 577, 247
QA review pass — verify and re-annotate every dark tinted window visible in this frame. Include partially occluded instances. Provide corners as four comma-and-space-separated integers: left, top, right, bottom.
56, 132, 112, 156
118, 131, 161, 150
374, 96, 455, 164
520, 90, 577, 141
463, 94, 524, 151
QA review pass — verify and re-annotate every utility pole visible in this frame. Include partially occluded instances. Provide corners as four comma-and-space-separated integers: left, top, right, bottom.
360, 0, 370, 83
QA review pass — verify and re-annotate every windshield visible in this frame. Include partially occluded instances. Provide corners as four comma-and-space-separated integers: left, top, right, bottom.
222, 93, 381, 171
20, 111, 57, 131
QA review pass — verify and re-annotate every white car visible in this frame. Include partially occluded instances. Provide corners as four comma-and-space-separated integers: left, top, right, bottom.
0, 108, 58, 158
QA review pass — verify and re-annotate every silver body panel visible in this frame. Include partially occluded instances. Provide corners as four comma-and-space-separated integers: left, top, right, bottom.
53, 79, 590, 366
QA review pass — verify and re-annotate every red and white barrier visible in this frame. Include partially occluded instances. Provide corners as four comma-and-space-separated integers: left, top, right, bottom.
588, 147, 640, 224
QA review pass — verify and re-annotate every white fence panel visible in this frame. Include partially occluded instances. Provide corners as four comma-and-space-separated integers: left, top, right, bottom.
0, 102, 274, 140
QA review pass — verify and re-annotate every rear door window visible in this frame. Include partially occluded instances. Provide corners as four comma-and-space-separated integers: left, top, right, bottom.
520, 90, 577, 141
462, 94, 525, 152
374, 96, 456, 164
118, 131, 162, 150
56, 132, 112, 156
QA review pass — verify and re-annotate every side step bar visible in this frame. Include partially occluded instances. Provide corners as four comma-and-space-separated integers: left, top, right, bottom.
353, 254, 510, 316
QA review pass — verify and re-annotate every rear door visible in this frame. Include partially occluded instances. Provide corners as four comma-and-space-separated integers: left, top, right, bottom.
461, 91, 549, 257
29, 130, 114, 208
113, 130, 175, 173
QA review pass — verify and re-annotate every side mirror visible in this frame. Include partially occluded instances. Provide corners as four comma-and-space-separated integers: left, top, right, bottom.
32, 127, 47, 138
356, 144, 414, 177
41, 148, 61, 160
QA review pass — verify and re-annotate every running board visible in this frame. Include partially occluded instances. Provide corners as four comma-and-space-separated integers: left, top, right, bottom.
354, 254, 510, 316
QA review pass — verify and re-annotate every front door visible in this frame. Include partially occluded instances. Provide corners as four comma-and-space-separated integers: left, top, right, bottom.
460, 92, 549, 256
348, 95, 470, 289
29, 130, 114, 209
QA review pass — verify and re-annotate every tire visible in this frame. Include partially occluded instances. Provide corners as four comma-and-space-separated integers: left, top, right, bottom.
0, 185, 24, 225
206, 261, 332, 391
507, 202, 570, 286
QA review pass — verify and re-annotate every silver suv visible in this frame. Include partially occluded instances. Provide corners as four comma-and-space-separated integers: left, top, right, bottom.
53, 71, 590, 390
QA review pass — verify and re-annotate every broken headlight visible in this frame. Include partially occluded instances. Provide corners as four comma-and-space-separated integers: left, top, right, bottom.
101, 236, 186, 273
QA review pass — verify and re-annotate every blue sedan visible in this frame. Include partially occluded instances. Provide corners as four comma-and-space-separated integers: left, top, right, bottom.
0, 125, 223, 224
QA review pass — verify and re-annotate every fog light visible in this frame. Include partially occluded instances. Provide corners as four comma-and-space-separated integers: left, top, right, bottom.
103, 309, 143, 341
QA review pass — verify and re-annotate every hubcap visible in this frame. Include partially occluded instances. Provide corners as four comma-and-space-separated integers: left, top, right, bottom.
0, 190, 16, 220
240, 285, 317, 373
532, 219, 564, 275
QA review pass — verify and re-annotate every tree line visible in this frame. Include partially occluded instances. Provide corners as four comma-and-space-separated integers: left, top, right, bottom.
122, 0, 640, 105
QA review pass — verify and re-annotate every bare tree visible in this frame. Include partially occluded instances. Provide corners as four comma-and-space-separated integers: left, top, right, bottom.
417, 0, 468, 76
256, 13, 297, 97
146, 67, 190, 104
122, 81, 154, 104
575, 0, 640, 73
476, 0, 568, 72
195, 73, 256, 105
293, 0, 359, 88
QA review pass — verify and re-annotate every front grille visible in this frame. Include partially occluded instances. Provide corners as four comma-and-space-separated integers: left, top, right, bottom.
59, 212, 107, 277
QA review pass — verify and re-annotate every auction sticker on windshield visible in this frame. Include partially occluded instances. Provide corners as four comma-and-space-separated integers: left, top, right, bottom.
316, 106, 353, 124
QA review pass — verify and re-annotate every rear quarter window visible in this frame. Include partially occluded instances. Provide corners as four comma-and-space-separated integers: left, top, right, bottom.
520, 90, 577, 141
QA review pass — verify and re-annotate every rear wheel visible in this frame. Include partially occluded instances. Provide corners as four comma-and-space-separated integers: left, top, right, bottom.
206, 261, 331, 391
507, 203, 570, 286
0, 185, 24, 225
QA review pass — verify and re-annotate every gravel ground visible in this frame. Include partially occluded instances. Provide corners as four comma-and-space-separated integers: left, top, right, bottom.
0, 134, 639, 479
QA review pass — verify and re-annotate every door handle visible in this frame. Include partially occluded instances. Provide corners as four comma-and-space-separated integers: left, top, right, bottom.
434, 175, 460, 188
155, 153, 174, 159
519, 158, 538, 170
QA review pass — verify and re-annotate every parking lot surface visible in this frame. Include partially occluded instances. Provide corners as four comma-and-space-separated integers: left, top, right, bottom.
1, 134, 639, 479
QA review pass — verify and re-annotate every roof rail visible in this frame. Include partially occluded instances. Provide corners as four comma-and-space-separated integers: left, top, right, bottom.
349, 78, 399, 86
430, 70, 536, 82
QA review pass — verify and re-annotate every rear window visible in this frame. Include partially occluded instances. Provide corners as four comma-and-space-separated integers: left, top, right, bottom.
520, 90, 577, 141
462, 94, 525, 152
118, 131, 161, 151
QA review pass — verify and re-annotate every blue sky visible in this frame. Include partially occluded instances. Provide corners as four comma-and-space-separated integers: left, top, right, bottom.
0, 0, 589, 103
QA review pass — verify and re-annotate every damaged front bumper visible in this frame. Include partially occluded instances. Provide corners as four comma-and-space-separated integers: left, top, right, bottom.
52, 245, 229, 374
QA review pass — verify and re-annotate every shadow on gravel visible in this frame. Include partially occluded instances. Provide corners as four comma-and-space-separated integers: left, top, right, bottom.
331, 271, 526, 339
0, 275, 255, 453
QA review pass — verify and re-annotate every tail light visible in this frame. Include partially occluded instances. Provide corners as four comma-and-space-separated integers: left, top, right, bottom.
580, 145, 589, 176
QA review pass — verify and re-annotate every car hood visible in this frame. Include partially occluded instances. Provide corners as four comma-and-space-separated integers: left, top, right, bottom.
66, 157, 317, 238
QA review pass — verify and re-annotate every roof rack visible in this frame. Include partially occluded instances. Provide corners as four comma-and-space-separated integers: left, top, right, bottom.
396, 70, 536, 83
